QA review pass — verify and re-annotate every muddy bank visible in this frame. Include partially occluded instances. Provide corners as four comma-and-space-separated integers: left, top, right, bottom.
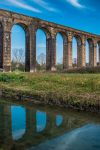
0, 89, 100, 113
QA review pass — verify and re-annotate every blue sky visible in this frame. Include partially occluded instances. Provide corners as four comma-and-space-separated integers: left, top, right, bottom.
0, 0, 100, 63
0, 0, 100, 34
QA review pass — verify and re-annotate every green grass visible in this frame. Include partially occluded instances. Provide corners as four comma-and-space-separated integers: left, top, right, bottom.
0, 72, 100, 107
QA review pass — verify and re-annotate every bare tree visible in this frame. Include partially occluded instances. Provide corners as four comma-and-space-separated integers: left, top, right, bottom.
12, 48, 25, 71
12, 48, 25, 63
37, 53, 46, 65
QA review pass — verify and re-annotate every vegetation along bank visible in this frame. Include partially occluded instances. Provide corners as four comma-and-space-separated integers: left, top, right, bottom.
0, 72, 100, 112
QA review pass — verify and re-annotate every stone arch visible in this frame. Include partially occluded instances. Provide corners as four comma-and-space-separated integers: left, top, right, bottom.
11, 23, 30, 71
11, 106, 26, 140
56, 32, 64, 70
97, 41, 100, 65
55, 31, 68, 70
36, 27, 51, 70
56, 115, 63, 127
0, 22, 3, 69
35, 26, 51, 39
72, 34, 82, 67
86, 38, 94, 66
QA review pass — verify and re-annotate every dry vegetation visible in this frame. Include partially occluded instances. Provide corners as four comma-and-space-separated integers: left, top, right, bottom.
0, 72, 100, 111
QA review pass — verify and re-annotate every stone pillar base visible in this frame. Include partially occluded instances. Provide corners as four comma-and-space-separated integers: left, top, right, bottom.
51, 66, 56, 71
3, 66, 11, 72
30, 68, 37, 73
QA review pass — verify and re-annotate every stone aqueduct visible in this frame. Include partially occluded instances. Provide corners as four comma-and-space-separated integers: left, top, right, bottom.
0, 9, 100, 72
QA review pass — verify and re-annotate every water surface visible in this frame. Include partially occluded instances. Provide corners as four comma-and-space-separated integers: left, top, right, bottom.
0, 99, 100, 150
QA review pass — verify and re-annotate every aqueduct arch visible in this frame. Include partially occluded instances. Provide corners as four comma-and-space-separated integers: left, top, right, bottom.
72, 34, 83, 68
0, 9, 100, 72
35, 26, 51, 70
97, 41, 100, 65
11, 22, 31, 71
86, 38, 96, 67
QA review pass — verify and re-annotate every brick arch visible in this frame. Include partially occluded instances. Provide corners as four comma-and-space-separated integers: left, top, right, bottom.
11, 23, 30, 71
97, 40, 100, 46
86, 38, 95, 66
97, 41, 100, 65
56, 32, 64, 69
35, 26, 51, 39
71, 34, 83, 67
0, 22, 3, 69
55, 31, 68, 40
72, 34, 82, 45
35, 27, 47, 70
87, 38, 94, 47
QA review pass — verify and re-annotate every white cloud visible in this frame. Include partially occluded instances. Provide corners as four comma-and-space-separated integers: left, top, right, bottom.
66, 0, 85, 8
32, 0, 58, 12
7, 0, 41, 13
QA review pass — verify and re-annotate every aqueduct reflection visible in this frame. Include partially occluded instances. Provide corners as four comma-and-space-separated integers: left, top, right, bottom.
0, 102, 100, 150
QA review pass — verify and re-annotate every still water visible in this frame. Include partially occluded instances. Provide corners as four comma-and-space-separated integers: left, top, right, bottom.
0, 99, 100, 150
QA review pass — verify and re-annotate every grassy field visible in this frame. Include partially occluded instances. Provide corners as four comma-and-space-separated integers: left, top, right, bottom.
0, 72, 100, 111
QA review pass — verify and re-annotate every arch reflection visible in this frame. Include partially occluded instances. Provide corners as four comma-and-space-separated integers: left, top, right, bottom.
0, 101, 100, 150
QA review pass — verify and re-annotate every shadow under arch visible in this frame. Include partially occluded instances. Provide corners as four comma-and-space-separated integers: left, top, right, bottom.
0, 22, 3, 69
72, 34, 82, 67
11, 23, 30, 72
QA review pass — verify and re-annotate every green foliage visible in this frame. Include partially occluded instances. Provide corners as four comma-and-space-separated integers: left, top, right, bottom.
0, 72, 100, 106
0, 73, 25, 83
11, 61, 25, 72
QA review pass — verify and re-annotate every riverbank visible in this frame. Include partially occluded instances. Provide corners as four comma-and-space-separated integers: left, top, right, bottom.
0, 72, 100, 112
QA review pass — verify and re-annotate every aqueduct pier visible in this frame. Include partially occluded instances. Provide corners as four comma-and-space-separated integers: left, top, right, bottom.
0, 9, 100, 72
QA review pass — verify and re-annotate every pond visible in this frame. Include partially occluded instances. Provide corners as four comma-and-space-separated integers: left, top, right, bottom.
0, 99, 100, 150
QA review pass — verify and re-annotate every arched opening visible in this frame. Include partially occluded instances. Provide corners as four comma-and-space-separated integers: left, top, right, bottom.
36, 29, 46, 71
97, 42, 100, 66
11, 24, 26, 71
86, 38, 94, 67
0, 23, 3, 69
11, 106, 26, 140
72, 35, 82, 68
36, 111, 46, 132
56, 33, 63, 71
56, 115, 63, 127
86, 40, 89, 66
72, 37, 77, 68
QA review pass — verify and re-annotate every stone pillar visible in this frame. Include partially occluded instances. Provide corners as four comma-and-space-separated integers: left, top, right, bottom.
51, 36, 56, 71
26, 24, 36, 72
29, 24, 36, 72
26, 109, 36, 135
98, 43, 100, 66
67, 33, 72, 69
45, 112, 56, 134
46, 37, 51, 70
25, 29, 30, 72
77, 36, 86, 67
47, 32, 56, 71
89, 41, 97, 67
3, 18, 12, 72
63, 36, 68, 70
0, 106, 12, 149
93, 42, 97, 67
0, 23, 3, 69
